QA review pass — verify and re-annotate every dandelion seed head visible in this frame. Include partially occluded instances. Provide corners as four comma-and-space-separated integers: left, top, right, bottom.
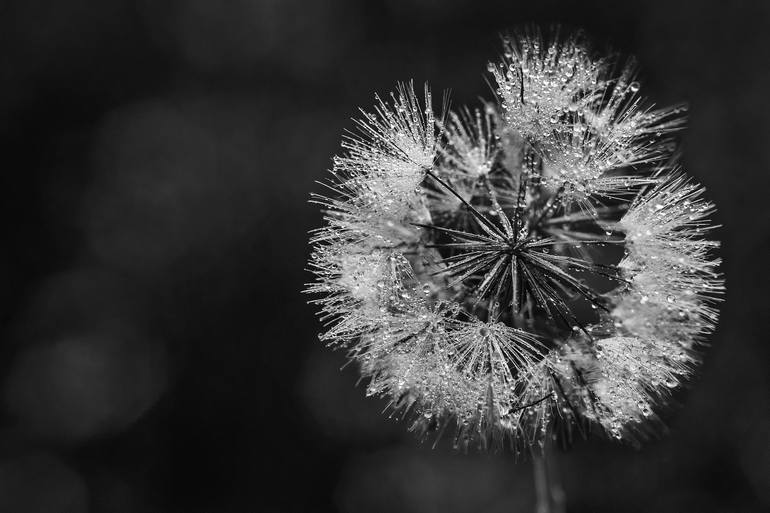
307, 31, 723, 450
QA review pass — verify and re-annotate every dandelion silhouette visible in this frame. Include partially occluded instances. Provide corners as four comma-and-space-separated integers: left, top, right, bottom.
307, 28, 723, 465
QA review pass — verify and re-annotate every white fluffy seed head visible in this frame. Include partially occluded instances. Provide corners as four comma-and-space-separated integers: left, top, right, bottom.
307, 31, 723, 451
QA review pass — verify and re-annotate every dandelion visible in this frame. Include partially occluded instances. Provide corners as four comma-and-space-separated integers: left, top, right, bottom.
307, 28, 723, 460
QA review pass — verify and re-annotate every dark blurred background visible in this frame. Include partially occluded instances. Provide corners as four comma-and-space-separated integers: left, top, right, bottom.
0, 1, 767, 512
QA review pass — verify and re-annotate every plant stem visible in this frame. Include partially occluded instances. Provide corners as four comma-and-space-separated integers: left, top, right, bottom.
532, 445, 565, 513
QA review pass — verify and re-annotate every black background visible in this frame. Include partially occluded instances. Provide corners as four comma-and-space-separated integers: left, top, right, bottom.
0, 1, 767, 512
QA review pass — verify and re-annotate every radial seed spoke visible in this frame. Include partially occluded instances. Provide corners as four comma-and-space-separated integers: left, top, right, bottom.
446, 260, 499, 290
473, 255, 510, 305
414, 223, 498, 243
425, 170, 507, 239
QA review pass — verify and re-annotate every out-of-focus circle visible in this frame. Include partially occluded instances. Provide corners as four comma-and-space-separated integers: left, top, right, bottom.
139, 0, 358, 77
336, 448, 529, 513
0, 452, 88, 513
3, 267, 166, 442
83, 96, 268, 275
4, 331, 166, 442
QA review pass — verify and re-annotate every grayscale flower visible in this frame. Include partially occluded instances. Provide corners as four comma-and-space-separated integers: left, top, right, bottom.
307, 29, 723, 451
